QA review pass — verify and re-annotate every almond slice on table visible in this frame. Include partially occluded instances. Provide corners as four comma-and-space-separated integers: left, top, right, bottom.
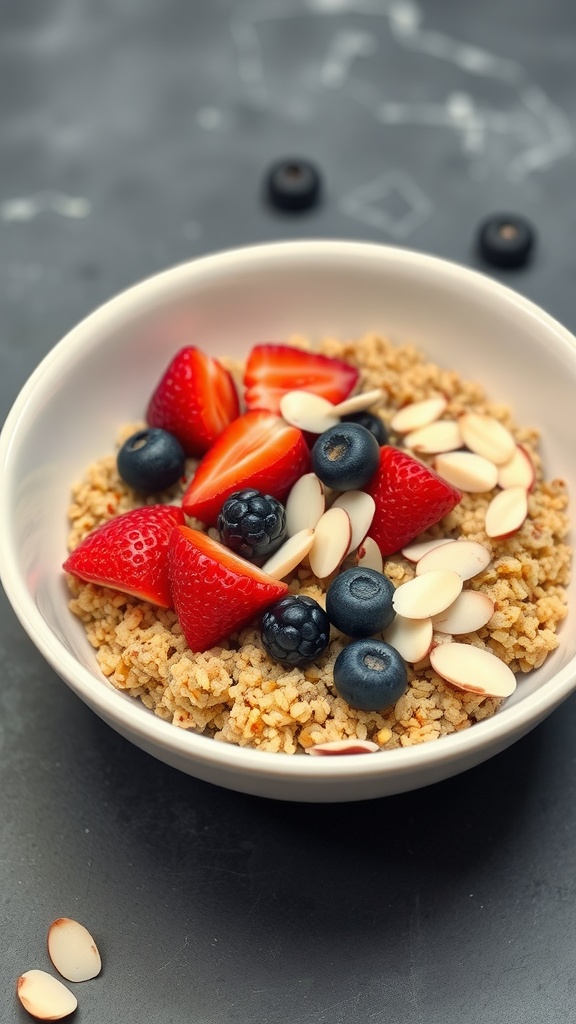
392, 569, 463, 619
497, 444, 535, 490
458, 413, 516, 465
430, 642, 517, 698
390, 396, 447, 434
383, 615, 433, 663
279, 390, 339, 434
415, 539, 491, 580
308, 507, 351, 578
261, 529, 315, 579
285, 472, 325, 535
47, 917, 102, 983
16, 970, 77, 1021
484, 485, 528, 538
432, 591, 495, 634
401, 537, 456, 563
331, 388, 384, 416
332, 491, 376, 555
307, 739, 380, 755
357, 536, 383, 573
403, 419, 463, 454
433, 451, 499, 493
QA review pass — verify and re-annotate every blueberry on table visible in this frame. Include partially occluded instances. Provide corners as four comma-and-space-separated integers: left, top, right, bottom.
265, 158, 321, 212
311, 422, 380, 490
333, 639, 407, 712
326, 567, 395, 638
117, 427, 186, 493
218, 489, 287, 561
341, 410, 388, 446
261, 595, 330, 667
476, 213, 535, 269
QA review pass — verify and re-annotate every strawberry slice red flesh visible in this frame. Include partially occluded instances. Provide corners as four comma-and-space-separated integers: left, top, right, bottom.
363, 446, 461, 556
243, 343, 359, 414
182, 410, 311, 526
63, 505, 186, 607
168, 526, 288, 650
147, 345, 240, 457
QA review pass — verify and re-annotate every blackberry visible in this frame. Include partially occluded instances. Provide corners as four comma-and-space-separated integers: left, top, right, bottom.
218, 488, 286, 561
261, 595, 330, 667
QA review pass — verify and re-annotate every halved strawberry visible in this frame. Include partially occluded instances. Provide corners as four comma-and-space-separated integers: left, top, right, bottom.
146, 346, 240, 457
168, 526, 288, 650
182, 410, 311, 525
363, 446, 461, 556
243, 344, 359, 414
63, 505, 185, 607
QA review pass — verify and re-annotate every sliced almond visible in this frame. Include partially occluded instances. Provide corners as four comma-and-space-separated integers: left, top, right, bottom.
279, 390, 339, 434
497, 444, 535, 490
47, 917, 102, 983
401, 537, 456, 562
390, 396, 447, 434
403, 419, 462, 454
485, 485, 528, 538
308, 507, 352, 578
332, 491, 376, 554
383, 615, 433, 663
307, 739, 380, 755
261, 529, 315, 579
392, 569, 463, 619
285, 472, 325, 536
459, 412, 516, 465
432, 591, 495, 634
357, 536, 383, 573
415, 539, 491, 581
433, 451, 498, 493
430, 642, 517, 698
331, 388, 384, 416
16, 970, 77, 1021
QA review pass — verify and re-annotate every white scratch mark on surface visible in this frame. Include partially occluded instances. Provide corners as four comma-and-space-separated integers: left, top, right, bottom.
232, 0, 574, 182
1, 192, 91, 222
339, 170, 433, 239
158, 935, 189, 972
320, 29, 377, 87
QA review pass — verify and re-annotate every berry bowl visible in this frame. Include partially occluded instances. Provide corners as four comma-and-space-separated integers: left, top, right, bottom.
1, 240, 575, 802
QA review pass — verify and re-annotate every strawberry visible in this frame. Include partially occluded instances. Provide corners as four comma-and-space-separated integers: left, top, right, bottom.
63, 505, 185, 607
168, 526, 288, 650
146, 346, 240, 457
243, 343, 359, 414
182, 410, 311, 526
363, 446, 461, 556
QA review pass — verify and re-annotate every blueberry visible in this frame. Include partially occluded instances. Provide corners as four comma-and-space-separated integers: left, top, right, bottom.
476, 213, 535, 269
117, 427, 186, 493
333, 639, 407, 711
311, 422, 380, 491
341, 411, 388, 446
326, 568, 395, 638
265, 158, 321, 212
218, 488, 287, 561
261, 594, 330, 667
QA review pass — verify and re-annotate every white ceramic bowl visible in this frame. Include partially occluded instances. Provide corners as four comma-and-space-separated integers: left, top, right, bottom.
1, 240, 575, 802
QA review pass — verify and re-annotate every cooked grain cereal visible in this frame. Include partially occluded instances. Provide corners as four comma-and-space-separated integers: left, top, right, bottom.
65, 334, 571, 753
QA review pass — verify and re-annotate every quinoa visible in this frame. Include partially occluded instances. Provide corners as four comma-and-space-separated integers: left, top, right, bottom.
65, 333, 571, 754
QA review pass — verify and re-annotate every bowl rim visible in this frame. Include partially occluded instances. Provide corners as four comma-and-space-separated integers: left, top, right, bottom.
1, 237, 575, 784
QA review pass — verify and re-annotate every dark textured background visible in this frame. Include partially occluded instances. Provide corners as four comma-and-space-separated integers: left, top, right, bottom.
2, 2, 576, 1021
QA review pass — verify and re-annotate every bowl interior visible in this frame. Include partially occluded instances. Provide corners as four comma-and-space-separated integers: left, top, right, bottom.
2, 241, 575, 795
